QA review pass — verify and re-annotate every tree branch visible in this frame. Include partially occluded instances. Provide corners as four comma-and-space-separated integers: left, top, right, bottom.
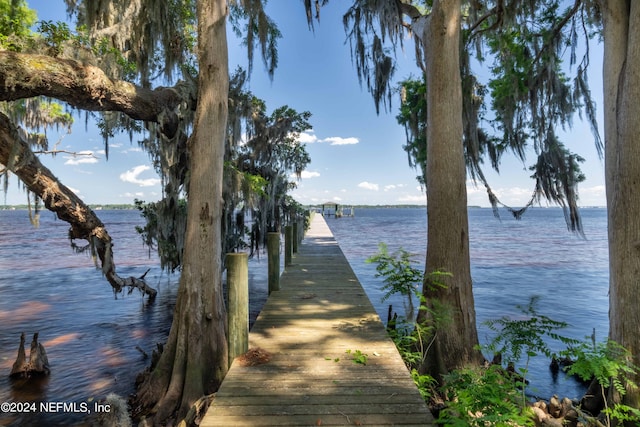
0, 51, 194, 138
397, 1, 423, 20
466, 4, 502, 43
532, 0, 582, 67
0, 111, 157, 298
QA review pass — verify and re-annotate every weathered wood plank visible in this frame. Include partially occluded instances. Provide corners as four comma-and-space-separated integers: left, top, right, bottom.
202, 215, 435, 426
204, 414, 429, 427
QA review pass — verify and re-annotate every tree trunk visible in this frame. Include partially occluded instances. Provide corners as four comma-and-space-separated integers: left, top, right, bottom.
601, 0, 640, 412
132, 0, 229, 423
417, 0, 483, 379
0, 51, 191, 139
0, 112, 157, 297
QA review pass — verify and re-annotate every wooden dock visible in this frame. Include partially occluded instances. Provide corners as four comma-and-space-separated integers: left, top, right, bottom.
202, 214, 434, 426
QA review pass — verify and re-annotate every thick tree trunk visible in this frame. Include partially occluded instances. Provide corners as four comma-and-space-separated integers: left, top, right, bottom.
0, 112, 157, 297
0, 51, 189, 138
417, 0, 483, 379
0, 44, 200, 298
132, 0, 229, 423
601, 0, 640, 412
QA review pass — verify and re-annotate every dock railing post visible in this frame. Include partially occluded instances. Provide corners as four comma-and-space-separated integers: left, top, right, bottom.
292, 221, 298, 254
226, 252, 248, 367
299, 216, 305, 242
267, 232, 280, 294
284, 225, 293, 266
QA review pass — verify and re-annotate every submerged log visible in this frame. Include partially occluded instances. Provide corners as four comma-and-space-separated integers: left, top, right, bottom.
10, 333, 50, 378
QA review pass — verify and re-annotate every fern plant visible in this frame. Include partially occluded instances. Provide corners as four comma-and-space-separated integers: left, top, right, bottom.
564, 339, 640, 426
438, 364, 535, 427
367, 243, 445, 401
366, 242, 423, 321
482, 295, 580, 405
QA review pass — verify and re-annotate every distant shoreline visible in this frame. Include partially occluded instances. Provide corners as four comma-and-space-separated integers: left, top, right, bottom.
0, 204, 607, 211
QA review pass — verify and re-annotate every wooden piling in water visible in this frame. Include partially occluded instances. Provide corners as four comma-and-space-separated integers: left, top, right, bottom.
267, 232, 280, 294
292, 221, 299, 253
284, 225, 293, 266
226, 253, 248, 367
203, 215, 435, 426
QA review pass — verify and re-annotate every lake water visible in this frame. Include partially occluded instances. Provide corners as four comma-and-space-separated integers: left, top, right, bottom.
0, 207, 609, 425
325, 206, 609, 402
0, 209, 271, 426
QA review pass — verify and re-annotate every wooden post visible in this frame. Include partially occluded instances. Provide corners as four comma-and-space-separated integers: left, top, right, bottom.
226, 253, 248, 367
291, 221, 298, 254
297, 216, 304, 243
267, 232, 280, 294
284, 225, 293, 266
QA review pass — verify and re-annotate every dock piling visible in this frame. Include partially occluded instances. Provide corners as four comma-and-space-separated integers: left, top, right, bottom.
226, 252, 248, 367
267, 232, 280, 294
284, 225, 293, 266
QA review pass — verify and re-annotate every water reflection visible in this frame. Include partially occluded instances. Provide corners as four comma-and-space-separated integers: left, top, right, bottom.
0, 209, 269, 426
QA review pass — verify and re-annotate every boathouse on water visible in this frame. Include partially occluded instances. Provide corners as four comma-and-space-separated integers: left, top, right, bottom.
319, 202, 354, 218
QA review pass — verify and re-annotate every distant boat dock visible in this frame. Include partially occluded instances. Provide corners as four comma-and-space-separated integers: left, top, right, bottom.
202, 214, 434, 426
318, 202, 355, 218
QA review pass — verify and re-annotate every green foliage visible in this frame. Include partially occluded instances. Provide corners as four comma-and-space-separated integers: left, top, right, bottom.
565, 340, 638, 395
226, 68, 312, 239
228, 1, 281, 78
396, 78, 427, 186
91, 35, 137, 78
345, 349, 368, 365
37, 20, 72, 54
411, 369, 436, 402
482, 296, 580, 407
368, 244, 446, 402
438, 364, 534, 427
603, 404, 640, 426
484, 296, 579, 365
0, 0, 37, 50
39, 102, 73, 129
564, 339, 640, 426
366, 242, 423, 320
134, 198, 187, 273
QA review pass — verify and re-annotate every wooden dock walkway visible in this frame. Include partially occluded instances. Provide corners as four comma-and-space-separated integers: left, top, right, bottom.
202, 214, 435, 426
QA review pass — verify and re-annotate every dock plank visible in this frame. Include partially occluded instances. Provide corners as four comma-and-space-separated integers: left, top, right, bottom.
202, 215, 434, 426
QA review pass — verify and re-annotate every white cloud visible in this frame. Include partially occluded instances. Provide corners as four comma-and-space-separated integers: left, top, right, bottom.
297, 131, 359, 146
123, 192, 145, 198
64, 151, 98, 165
120, 165, 161, 187
333, 196, 342, 202
121, 146, 143, 154
323, 136, 359, 145
358, 181, 379, 191
577, 185, 606, 207
298, 131, 319, 144
300, 170, 320, 179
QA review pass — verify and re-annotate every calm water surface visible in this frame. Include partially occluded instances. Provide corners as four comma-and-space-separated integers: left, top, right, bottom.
0, 209, 269, 426
0, 207, 609, 425
326, 207, 609, 402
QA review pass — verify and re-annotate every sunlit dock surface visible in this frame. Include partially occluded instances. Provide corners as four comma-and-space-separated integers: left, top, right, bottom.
202, 214, 434, 426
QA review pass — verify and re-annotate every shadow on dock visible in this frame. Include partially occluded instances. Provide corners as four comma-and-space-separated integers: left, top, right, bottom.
202, 215, 434, 426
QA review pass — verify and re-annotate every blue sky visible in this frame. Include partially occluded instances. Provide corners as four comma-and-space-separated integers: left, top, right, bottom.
2, 1, 606, 207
